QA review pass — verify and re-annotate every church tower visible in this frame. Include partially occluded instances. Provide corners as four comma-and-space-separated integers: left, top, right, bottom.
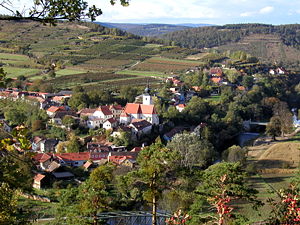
142, 85, 153, 105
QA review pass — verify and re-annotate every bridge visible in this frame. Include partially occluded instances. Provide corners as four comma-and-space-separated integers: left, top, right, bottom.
243, 120, 269, 131
35, 211, 172, 225
98, 211, 172, 225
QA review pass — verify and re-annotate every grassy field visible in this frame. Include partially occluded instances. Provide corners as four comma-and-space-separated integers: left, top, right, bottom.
3, 66, 41, 78
55, 68, 88, 77
149, 56, 202, 64
0, 53, 30, 61
116, 70, 166, 77
239, 173, 294, 223
240, 139, 300, 223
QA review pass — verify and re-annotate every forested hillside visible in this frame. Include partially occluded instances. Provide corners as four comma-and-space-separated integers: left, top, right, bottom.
98, 22, 210, 36
162, 24, 300, 69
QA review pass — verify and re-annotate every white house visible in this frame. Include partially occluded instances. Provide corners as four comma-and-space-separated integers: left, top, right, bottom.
87, 117, 103, 129
129, 119, 152, 138
103, 118, 118, 130
92, 106, 114, 120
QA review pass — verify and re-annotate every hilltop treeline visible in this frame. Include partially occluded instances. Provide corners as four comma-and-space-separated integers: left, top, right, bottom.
162, 23, 300, 49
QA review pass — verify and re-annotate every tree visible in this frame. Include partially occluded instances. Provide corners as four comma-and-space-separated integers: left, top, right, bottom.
62, 115, 75, 129
78, 164, 115, 225
0, 127, 33, 224
272, 101, 293, 136
222, 145, 247, 163
0, 0, 129, 23
242, 75, 254, 90
167, 132, 215, 169
120, 86, 139, 102
66, 133, 81, 153
0, 68, 12, 88
189, 162, 260, 225
127, 142, 179, 225
183, 96, 209, 123
266, 116, 282, 140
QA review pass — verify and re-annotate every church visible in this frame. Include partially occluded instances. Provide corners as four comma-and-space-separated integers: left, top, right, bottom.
119, 87, 159, 125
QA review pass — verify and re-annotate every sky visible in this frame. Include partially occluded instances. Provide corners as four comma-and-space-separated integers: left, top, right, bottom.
93, 0, 300, 25
1, 0, 300, 25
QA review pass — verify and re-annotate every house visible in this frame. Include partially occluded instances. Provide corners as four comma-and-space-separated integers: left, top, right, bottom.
103, 118, 118, 130
176, 104, 186, 112
50, 111, 77, 125
108, 155, 135, 165
87, 117, 103, 129
163, 126, 187, 141
111, 126, 131, 138
129, 119, 152, 138
87, 142, 112, 152
33, 153, 52, 170
109, 105, 123, 118
46, 106, 66, 116
121, 88, 159, 125
109, 151, 138, 160
54, 152, 90, 167
32, 136, 43, 151
92, 106, 114, 120
33, 173, 46, 189
52, 172, 75, 180
131, 147, 143, 152
40, 139, 59, 153
83, 161, 94, 171
209, 67, 223, 77
120, 158, 136, 168
236, 86, 246, 91
211, 77, 222, 84
46, 161, 61, 173
90, 152, 109, 162
269, 67, 288, 75
78, 108, 97, 118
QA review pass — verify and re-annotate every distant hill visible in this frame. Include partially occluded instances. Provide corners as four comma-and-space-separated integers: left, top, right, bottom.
97, 22, 212, 36
162, 23, 300, 69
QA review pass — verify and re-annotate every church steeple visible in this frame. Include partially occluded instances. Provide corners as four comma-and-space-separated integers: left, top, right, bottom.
143, 83, 153, 105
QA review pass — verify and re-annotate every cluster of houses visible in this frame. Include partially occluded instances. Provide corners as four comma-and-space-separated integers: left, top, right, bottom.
32, 137, 145, 189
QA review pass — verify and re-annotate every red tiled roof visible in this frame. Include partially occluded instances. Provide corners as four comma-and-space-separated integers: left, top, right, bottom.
78, 108, 97, 115
34, 173, 45, 182
124, 103, 157, 115
210, 68, 223, 75
33, 136, 43, 144
124, 103, 142, 114
140, 105, 157, 114
83, 161, 93, 169
52, 96, 64, 102
54, 152, 90, 162
237, 86, 246, 91
105, 118, 117, 124
109, 155, 133, 165
110, 105, 123, 110
211, 77, 222, 83
47, 106, 65, 113
96, 106, 112, 115
33, 153, 52, 163
176, 104, 186, 108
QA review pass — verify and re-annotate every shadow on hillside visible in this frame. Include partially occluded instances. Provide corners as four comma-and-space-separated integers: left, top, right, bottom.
256, 159, 292, 169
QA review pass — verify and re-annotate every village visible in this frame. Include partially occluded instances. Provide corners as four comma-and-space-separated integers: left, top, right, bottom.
0, 63, 291, 190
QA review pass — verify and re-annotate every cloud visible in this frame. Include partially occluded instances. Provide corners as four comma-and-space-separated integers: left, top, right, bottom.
259, 6, 274, 14
240, 6, 274, 17
240, 11, 255, 17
